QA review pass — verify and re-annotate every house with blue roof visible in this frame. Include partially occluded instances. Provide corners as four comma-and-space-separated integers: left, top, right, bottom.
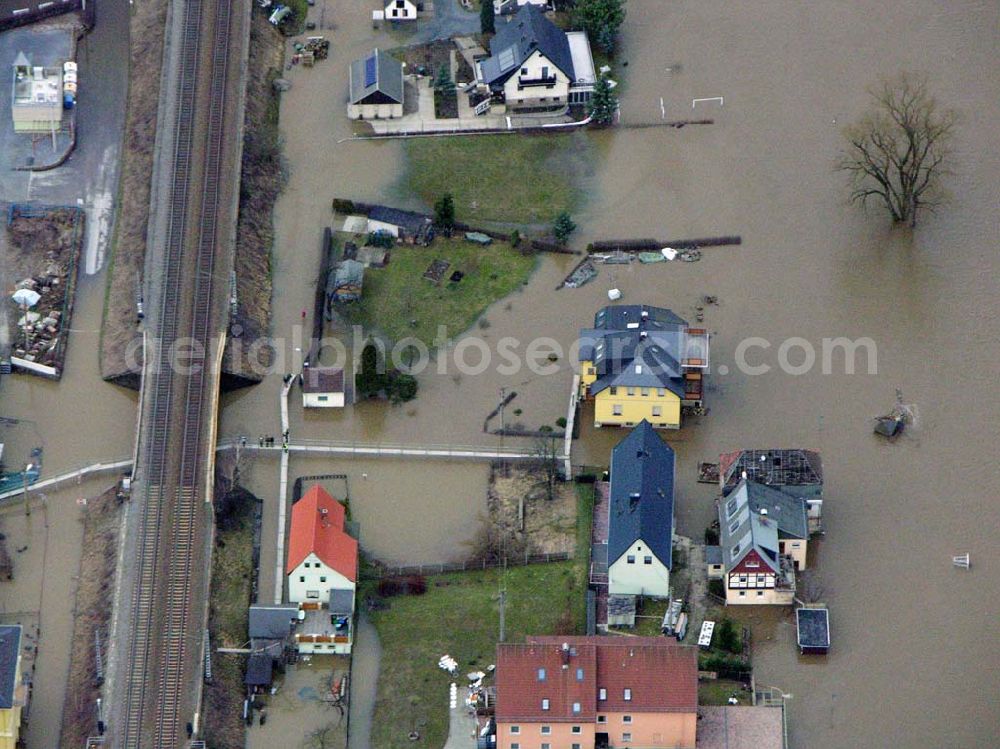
607, 421, 676, 598
578, 304, 710, 429
477, 4, 597, 110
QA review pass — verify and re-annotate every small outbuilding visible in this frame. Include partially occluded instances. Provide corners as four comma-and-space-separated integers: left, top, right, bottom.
383, 0, 418, 21
330, 259, 365, 302
302, 367, 346, 408
796, 606, 830, 654
348, 49, 404, 120
366, 205, 434, 245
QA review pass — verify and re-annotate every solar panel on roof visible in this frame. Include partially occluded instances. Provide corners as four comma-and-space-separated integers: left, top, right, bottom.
364, 55, 378, 87
498, 45, 516, 72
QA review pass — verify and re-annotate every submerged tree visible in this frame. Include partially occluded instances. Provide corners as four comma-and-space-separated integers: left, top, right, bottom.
480, 0, 495, 34
574, 0, 626, 54
589, 73, 618, 125
837, 73, 958, 228
553, 211, 577, 245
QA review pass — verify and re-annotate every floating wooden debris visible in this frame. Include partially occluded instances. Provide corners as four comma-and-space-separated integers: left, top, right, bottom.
952, 553, 970, 570
698, 462, 720, 484
559, 258, 597, 289
874, 388, 915, 439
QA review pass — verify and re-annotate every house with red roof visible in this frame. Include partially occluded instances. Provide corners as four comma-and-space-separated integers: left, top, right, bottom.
493, 636, 698, 749
286, 486, 358, 654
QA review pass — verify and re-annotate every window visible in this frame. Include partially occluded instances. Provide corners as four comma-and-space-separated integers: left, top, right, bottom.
626, 555, 635, 564
731, 543, 741, 558
613, 404, 623, 416
609, 386, 617, 395
643, 556, 652, 565
541, 726, 551, 735
652, 406, 662, 417
542, 744, 550, 749
317, 395, 328, 402
597, 715, 607, 724
746, 559, 759, 568
588, 367, 595, 376
576, 667, 584, 681
627, 387, 635, 396
541, 699, 550, 711
622, 733, 632, 743
599, 688, 607, 701
572, 726, 582, 734
623, 715, 632, 723
757, 591, 765, 597
739, 591, 746, 597
521, 67, 528, 75
299, 576, 305, 582
572, 744, 582, 749
641, 388, 649, 396
510, 726, 520, 735
511, 744, 520, 749
537, 668, 546, 681
572, 702, 581, 714
320, 576, 327, 582
542, 66, 549, 78
307, 590, 319, 599
657, 388, 665, 396
729, 520, 739, 534
304, 562, 310, 568
623, 688, 632, 701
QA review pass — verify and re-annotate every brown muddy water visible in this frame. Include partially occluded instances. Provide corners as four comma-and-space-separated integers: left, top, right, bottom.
0, 0, 993, 746
223, 1, 1000, 745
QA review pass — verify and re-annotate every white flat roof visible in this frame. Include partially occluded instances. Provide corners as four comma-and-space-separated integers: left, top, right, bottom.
567, 31, 596, 86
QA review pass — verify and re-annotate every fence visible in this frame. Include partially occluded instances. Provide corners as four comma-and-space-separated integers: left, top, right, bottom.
379, 551, 571, 577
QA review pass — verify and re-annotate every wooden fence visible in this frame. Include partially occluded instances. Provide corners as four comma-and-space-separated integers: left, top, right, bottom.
379, 551, 571, 577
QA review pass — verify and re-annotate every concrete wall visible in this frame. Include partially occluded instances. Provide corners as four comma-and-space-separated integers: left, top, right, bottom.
348, 102, 403, 120
503, 50, 569, 109
608, 539, 671, 597
599, 712, 697, 749
497, 721, 595, 748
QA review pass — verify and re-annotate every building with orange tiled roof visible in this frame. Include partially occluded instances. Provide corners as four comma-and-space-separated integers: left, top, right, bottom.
286, 485, 358, 654
493, 636, 698, 749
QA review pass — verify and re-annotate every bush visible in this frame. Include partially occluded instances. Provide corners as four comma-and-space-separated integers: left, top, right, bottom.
388, 372, 419, 403
555, 417, 567, 428
708, 579, 725, 599
704, 526, 719, 545
718, 618, 741, 654
509, 229, 521, 248
378, 575, 428, 597
332, 198, 356, 214
367, 230, 395, 249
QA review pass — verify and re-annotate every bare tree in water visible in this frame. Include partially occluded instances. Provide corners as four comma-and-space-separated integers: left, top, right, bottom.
838, 73, 958, 227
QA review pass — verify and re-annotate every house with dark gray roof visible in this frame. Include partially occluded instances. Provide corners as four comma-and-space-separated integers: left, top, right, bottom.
366, 205, 434, 245
348, 49, 404, 120
578, 304, 710, 430
0, 625, 24, 744
477, 4, 597, 110
607, 421, 675, 598
719, 448, 824, 532
715, 479, 797, 605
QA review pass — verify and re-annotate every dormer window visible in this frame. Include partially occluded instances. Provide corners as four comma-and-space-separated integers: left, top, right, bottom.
623, 688, 632, 701
541, 698, 550, 711
537, 668, 546, 681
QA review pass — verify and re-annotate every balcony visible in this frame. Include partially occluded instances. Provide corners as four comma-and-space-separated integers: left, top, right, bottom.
682, 328, 710, 369
517, 76, 557, 89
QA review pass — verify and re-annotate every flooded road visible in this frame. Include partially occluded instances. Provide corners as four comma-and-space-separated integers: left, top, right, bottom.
225, 0, 998, 746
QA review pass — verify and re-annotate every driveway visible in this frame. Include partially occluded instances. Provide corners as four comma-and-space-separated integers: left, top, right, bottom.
407, 0, 480, 44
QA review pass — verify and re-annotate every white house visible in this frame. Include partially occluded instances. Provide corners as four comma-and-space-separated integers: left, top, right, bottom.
714, 479, 800, 606
383, 0, 417, 21
478, 4, 595, 111
302, 367, 345, 408
606, 421, 675, 598
493, 0, 550, 16
286, 486, 358, 653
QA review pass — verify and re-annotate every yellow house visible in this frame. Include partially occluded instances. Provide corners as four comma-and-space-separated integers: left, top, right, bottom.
578, 305, 709, 429
0, 626, 24, 749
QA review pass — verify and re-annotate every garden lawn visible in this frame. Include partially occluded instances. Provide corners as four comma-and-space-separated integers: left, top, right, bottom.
344, 236, 536, 346
399, 133, 591, 223
365, 560, 585, 749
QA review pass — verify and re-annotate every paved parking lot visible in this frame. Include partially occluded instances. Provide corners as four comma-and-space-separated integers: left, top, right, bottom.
0, 1, 128, 274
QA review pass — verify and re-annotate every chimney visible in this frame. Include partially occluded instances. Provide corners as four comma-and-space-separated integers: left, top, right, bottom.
561, 642, 570, 669
741, 470, 748, 480
760, 508, 768, 517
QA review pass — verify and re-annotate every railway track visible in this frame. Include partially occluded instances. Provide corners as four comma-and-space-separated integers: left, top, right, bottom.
117, 0, 238, 744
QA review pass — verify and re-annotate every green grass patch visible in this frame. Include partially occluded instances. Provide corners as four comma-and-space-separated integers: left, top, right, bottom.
365, 561, 583, 749
399, 133, 593, 224
202, 494, 257, 749
698, 679, 749, 706
342, 236, 536, 346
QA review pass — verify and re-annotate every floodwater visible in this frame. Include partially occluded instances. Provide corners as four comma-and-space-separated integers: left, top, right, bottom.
227, 1, 1000, 746
0, 479, 114, 748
